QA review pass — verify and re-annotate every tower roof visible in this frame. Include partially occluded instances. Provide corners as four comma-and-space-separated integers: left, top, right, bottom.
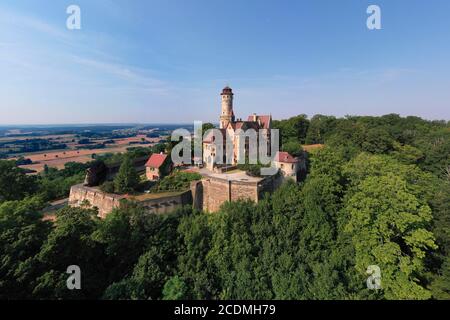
221, 86, 233, 95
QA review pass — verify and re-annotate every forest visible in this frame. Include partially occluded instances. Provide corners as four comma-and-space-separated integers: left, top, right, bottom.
0, 114, 448, 300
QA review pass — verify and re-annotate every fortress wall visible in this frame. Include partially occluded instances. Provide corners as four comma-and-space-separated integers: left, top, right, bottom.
71, 173, 286, 217
257, 173, 284, 198
69, 184, 192, 218
195, 173, 285, 213
200, 177, 231, 213
230, 180, 258, 203
199, 176, 269, 213
190, 181, 203, 211
139, 191, 192, 215
69, 184, 124, 218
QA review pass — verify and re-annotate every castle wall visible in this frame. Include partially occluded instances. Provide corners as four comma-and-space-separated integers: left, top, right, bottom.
200, 177, 231, 213
69, 184, 191, 218
230, 180, 258, 202
194, 173, 283, 213
69, 184, 124, 218
139, 191, 192, 215
190, 180, 203, 211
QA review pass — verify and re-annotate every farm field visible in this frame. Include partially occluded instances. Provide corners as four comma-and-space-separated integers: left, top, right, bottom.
17, 135, 163, 173
0, 134, 77, 143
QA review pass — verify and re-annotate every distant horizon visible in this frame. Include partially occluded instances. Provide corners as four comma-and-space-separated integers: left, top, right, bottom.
0, 112, 449, 128
0, 123, 199, 127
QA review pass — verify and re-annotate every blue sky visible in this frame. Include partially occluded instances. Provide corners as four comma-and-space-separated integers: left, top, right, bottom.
0, 0, 449, 124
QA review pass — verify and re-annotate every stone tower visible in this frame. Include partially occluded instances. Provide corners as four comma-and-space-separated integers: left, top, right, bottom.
219, 86, 235, 129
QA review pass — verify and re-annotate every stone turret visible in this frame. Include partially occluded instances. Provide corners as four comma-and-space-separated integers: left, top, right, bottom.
219, 86, 235, 129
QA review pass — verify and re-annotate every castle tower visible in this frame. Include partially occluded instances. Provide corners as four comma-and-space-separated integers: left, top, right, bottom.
219, 86, 235, 129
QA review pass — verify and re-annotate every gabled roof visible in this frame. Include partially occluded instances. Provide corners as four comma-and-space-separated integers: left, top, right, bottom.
229, 121, 260, 131
274, 151, 298, 163
247, 115, 271, 129
145, 153, 168, 168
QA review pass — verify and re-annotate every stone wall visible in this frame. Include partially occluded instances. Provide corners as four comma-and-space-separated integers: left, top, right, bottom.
71, 170, 286, 217
138, 191, 192, 215
69, 184, 124, 218
190, 180, 203, 212
192, 173, 283, 213
230, 180, 258, 202
69, 184, 192, 218
200, 177, 232, 212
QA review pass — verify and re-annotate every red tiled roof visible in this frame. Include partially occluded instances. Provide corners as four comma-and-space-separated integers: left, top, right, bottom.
275, 151, 298, 163
247, 114, 271, 129
145, 153, 168, 168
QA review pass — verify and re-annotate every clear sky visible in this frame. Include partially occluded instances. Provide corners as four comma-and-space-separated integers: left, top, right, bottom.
0, 0, 449, 124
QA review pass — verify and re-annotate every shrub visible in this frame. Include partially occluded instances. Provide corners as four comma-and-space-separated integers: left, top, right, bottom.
152, 171, 202, 192
100, 181, 115, 194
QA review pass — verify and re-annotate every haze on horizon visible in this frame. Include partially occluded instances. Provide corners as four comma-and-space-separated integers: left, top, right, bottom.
1, 0, 450, 125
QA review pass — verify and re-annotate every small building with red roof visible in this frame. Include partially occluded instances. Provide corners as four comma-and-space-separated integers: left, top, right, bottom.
273, 151, 300, 182
145, 153, 172, 181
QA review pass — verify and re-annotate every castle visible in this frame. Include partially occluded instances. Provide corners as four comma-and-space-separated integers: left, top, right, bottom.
192, 87, 303, 212
203, 86, 273, 171
69, 87, 304, 216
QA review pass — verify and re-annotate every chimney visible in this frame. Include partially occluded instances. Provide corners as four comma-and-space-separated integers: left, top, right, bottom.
252, 113, 257, 121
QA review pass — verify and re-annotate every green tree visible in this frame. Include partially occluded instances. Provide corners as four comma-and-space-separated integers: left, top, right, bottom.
308, 147, 346, 183
416, 129, 450, 177
163, 276, 188, 300
273, 114, 310, 145
32, 206, 108, 299
0, 160, 38, 202
202, 123, 215, 135
102, 204, 186, 299
305, 114, 337, 144
0, 197, 51, 299
114, 247, 171, 300
344, 173, 436, 299
152, 171, 201, 192
208, 200, 273, 299
429, 181, 450, 299
361, 128, 394, 154
281, 140, 303, 157
100, 181, 115, 194
114, 156, 140, 194
177, 212, 216, 299
431, 258, 450, 299
390, 142, 424, 165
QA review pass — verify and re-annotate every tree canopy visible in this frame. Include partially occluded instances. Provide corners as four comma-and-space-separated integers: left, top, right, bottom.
0, 113, 448, 300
